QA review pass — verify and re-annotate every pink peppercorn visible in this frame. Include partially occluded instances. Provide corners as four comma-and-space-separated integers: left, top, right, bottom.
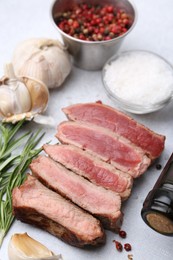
55, 3, 132, 42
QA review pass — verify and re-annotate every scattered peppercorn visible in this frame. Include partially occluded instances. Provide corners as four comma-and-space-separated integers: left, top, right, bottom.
55, 3, 133, 41
124, 243, 132, 251
96, 100, 102, 104
113, 240, 123, 252
119, 230, 127, 238
156, 163, 162, 170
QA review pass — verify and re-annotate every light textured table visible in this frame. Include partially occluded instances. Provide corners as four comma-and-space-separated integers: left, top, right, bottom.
0, 0, 173, 259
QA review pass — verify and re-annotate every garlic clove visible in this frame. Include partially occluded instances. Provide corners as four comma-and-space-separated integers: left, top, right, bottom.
22, 76, 49, 114
0, 64, 32, 118
0, 63, 49, 123
0, 85, 31, 117
13, 80, 32, 114
0, 86, 17, 117
8, 233, 63, 260
12, 38, 72, 89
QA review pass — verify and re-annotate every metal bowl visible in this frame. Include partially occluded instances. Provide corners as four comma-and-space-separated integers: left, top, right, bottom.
50, 0, 137, 70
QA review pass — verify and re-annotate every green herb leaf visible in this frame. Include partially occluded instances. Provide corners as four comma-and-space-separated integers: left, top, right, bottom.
0, 121, 44, 247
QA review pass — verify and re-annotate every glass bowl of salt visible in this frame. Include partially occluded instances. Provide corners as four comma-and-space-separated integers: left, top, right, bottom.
102, 50, 173, 114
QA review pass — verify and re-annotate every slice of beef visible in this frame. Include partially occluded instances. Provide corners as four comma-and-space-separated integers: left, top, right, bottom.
62, 102, 165, 160
12, 175, 105, 248
56, 121, 151, 178
30, 155, 123, 231
43, 143, 133, 200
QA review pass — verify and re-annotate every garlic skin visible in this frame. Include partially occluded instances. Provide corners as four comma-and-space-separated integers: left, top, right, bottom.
0, 63, 49, 123
12, 38, 72, 89
8, 233, 63, 260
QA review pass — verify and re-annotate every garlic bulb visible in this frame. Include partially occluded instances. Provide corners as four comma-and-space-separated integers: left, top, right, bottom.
0, 63, 49, 123
8, 233, 63, 260
12, 38, 72, 89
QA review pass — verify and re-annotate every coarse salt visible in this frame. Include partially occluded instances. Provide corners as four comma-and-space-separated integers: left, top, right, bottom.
104, 51, 173, 108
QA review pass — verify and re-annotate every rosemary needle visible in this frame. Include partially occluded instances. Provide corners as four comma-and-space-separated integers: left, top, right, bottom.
0, 120, 44, 247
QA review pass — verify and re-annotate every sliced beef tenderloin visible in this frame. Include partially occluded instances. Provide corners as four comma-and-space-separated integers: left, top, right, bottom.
62, 102, 165, 160
56, 121, 151, 178
30, 155, 123, 231
12, 175, 105, 248
43, 143, 133, 200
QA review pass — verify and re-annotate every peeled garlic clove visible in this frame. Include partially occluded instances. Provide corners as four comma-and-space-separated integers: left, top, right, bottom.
8, 233, 63, 260
12, 38, 72, 89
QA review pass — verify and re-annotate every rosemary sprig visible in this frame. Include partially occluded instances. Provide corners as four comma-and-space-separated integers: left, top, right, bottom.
0, 121, 44, 247
0, 119, 27, 160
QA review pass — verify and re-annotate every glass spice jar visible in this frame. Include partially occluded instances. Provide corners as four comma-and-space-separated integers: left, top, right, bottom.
141, 153, 173, 236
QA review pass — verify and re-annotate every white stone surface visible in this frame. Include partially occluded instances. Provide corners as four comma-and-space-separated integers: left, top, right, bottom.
0, 0, 173, 259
